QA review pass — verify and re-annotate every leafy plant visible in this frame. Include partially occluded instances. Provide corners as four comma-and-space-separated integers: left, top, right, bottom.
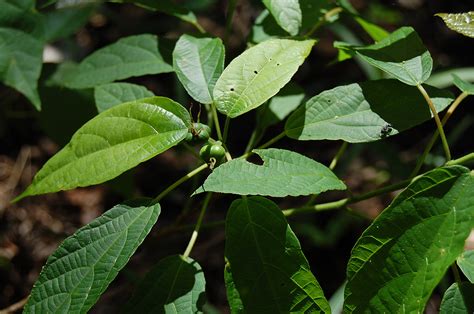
2, 0, 474, 313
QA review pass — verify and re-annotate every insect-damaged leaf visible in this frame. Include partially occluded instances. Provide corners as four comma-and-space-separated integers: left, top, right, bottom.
225, 196, 330, 312
24, 200, 161, 314
213, 38, 314, 118
436, 12, 474, 38
344, 166, 474, 313
15, 97, 190, 200
194, 148, 345, 197
285, 79, 453, 143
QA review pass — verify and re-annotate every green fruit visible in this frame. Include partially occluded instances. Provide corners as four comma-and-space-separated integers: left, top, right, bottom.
199, 142, 225, 162
185, 123, 211, 143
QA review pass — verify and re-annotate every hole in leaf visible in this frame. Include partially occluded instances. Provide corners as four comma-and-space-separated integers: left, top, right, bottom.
230, 88, 234, 91
254, 70, 258, 74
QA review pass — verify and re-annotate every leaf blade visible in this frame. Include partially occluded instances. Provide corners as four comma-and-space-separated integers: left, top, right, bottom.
64, 34, 173, 89
125, 255, 206, 313
262, 0, 302, 36
225, 196, 330, 313
94, 82, 154, 113
16, 97, 190, 200
173, 34, 225, 104
440, 282, 474, 314
457, 250, 474, 283
436, 12, 474, 38
195, 148, 346, 197
23, 200, 161, 314
344, 166, 474, 313
213, 38, 315, 118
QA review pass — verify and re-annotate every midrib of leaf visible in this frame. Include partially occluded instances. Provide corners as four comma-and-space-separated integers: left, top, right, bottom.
164, 258, 185, 308
228, 43, 296, 116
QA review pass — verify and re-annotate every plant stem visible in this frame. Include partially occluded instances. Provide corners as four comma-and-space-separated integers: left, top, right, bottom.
224, 0, 238, 45
152, 163, 208, 203
244, 129, 259, 153
304, 7, 343, 37
211, 102, 224, 142
0, 296, 28, 314
446, 152, 474, 166
329, 141, 348, 170
240, 131, 286, 159
183, 192, 212, 258
416, 84, 451, 161
411, 91, 469, 177
451, 263, 462, 284
192, 22, 206, 34
223, 116, 231, 143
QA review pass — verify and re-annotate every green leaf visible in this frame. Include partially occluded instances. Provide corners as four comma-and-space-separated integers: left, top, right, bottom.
173, 34, 224, 105
453, 74, 474, 95
63, 34, 173, 89
125, 255, 206, 313
285, 79, 453, 143
344, 166, 474, 313
436, 12, 474, 38
225, 196, 330, 312
214, 38, 314, 118
0, 0, 45, 39
262, 0, 302, 36
23, 199, 161, 314
257, 82, 305, 132
354, 16, 389, 42
43, 5, 96, 42
15, 97, 190, 200
224, 262, 244, 313
0, 27, 43, 110
354, 26, 433, 85
440, 282, 474, 314
94, 82, 154, 113
457, 250, 474, 283
195, 148, 345, 197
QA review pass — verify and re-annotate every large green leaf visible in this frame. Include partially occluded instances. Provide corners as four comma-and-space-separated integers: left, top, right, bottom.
354, 26, 433, 85
453, 74, 474, 95
225, 196, 330, 313
457, 250, 474, 283
213, 38, 315, 118
15, 97, 190, 200
344, 166, 474, 313
23, 199, 161, 314
125, 255, 206, 313
285, 79, 453, 143
0, 27, 43, 109
173, 34, 224, 105
63, 34, 173, 89
440, 282, 474, 314
94, 82, 154, 113
262, 0, 302, 36
436, 12, 474, 38
195, 148, 345, 197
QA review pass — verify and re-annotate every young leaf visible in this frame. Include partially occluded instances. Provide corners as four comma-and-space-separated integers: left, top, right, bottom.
63, 34, 173, 89
125, 255, 206, 313
224, 262, 244, 313
23, 200, 161, 314
257, 82, 305, 132
94, 82, 154, 113
213, 38, 315, 118
285, 79, 453, 143
262, 0, 302, 36
344, 166, 474, 313
457, 250, 474, 283
452, 74, 474, 95
225, 196, 330, 312
0, 27, 43, 110
354, 26, 433, 86
436, 12, 474, 38
173, 34, 225, 105
195, 148, 346, 197
15, 97, 190, 200
440, 282, 474, 314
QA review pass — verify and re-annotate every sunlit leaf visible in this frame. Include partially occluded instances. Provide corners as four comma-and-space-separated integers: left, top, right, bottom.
457, 250, 474, 283
173, 34, 224, 104
24, 200, 161, 314
125, 255, 206, 313
15, 97, 190, 200
262, 0, 302, 36
213, 38, 314, 118
436, 12, 474, 38
285, 80, 453, 143
452, 74, 474, 95
344, 166, 474, 312
94, 82, 154, 112
195, 148, 345, 197
63, 34, 173, 89
226, 196, 330, 312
